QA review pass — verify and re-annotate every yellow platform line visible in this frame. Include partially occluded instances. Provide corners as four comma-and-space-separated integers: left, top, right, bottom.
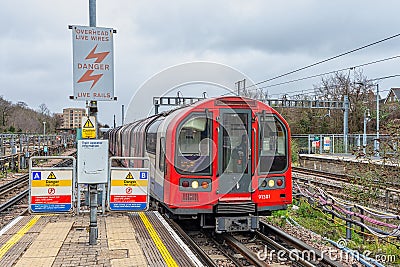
138, 212, 178, 267
0, 215, 41, 259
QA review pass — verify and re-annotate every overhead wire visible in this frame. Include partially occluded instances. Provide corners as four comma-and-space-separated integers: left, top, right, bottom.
248, 32, 400, 88
258, 55, 400, 90
266, 74, 400, 98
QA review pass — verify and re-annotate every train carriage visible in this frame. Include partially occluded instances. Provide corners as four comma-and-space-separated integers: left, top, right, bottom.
108, 96, 291, 232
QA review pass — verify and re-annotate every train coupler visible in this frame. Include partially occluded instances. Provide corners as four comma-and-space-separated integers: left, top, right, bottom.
215, 216, 259, 233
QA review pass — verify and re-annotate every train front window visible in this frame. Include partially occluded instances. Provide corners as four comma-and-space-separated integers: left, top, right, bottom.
175, 114, 212, 175
258, 115, 288, 173
221, 112, 249, 174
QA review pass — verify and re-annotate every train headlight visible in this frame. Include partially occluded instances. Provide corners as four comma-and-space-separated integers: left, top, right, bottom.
182, 181, 189, 187
268, 179, 275, 187
201, 181, 209, 189
261, 180, 267, 187
191, 180, 199, 189
276, 179, 283, 187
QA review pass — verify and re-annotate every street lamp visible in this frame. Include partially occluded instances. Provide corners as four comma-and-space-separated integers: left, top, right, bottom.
363, 109, 371, 155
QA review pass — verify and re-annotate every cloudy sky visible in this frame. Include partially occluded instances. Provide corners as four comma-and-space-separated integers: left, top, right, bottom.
2, 1, 400, 126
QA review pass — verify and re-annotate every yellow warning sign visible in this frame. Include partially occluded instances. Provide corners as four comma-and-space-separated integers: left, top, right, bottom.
48, 172, 57, 179
84, 118, 94, 128
126, 172, 134, 179
81, 116, 96, 139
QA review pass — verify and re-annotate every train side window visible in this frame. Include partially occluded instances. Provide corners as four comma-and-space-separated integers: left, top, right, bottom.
175, 113, 212, 175
159, 137, 165, 172
258, 115, 288, 173
146, 118, 163, 154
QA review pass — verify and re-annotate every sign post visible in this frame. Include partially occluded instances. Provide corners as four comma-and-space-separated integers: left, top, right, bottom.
71, 0, 116, 245
77, 139, 108, 245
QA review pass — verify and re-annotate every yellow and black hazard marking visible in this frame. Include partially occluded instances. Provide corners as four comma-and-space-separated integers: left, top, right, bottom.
126, 172, 134, 179
47, 172, 57, 179
84, 118, 94, 128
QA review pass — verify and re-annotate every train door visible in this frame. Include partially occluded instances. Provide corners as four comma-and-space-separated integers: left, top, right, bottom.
218, 109, 252, 195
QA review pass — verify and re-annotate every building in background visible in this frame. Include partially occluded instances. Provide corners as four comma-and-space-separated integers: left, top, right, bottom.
61, 108, 86, 130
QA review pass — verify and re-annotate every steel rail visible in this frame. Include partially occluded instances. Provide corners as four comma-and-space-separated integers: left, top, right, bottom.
166, 218, 217, 267
0, 189, 28, 213
0, 174, 29, 195
221, 234, 269, 267
259, 222, 342, 267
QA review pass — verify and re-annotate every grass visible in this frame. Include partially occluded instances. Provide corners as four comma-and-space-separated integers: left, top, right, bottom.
265, 198, 400, 266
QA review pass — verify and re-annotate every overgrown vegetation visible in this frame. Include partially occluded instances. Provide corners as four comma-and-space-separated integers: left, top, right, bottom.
266, 199, 400, 265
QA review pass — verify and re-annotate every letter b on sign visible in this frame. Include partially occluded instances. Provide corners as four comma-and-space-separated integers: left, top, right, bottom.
140, 172, 148, 179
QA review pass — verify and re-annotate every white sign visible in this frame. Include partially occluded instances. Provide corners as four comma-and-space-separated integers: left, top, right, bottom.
72, 25, 114, 101
29, 170, 73, 213
109, 170, 149, 211
324, 137, 331, 151
77, 140, 109, 183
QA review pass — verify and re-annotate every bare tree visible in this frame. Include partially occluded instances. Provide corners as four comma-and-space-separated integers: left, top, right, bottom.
0, 96, 12, 128
314, 69, 374, 133
38, 103, 51, 116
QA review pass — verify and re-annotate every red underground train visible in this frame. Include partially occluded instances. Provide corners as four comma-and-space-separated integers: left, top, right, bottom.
107, 96, 292, 233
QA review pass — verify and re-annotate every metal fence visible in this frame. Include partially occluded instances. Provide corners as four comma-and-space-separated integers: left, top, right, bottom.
292, 134, 386, 154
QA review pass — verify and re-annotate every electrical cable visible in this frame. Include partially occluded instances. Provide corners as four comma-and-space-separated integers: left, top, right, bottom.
249, 32, 400, 88
259, 55, 400, 89
294, 181, 400, 237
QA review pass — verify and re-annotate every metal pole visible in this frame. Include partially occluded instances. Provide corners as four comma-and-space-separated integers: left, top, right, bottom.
88, 0, 98, 246
121, 105, 125, 125
89, 184, 98, 245
89, 0, 96, 27
363, 109, 370, 155
343, 95, 349, 154
375, 84, 380, 157
319, 134, 323, 154
363, 116, 367, 155
346, 206, 352, 240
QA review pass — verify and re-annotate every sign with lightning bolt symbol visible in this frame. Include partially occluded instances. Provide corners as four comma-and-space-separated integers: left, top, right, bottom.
77, 45, 110, 89
72, 25, 114, 101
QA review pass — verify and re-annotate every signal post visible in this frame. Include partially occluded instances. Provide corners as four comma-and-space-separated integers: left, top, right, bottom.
71, 0, 116, 245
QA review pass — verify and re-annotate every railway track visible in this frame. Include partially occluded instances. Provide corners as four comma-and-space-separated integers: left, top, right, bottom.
0, 151, 76, 229
0, 174, 29, 212
293, 166, 400, 189
166, 216, 340, 267
292, 166, 400, 213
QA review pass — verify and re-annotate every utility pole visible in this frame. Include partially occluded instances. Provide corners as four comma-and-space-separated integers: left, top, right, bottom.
121, 104, 125, 126
343, 95, 349, 154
